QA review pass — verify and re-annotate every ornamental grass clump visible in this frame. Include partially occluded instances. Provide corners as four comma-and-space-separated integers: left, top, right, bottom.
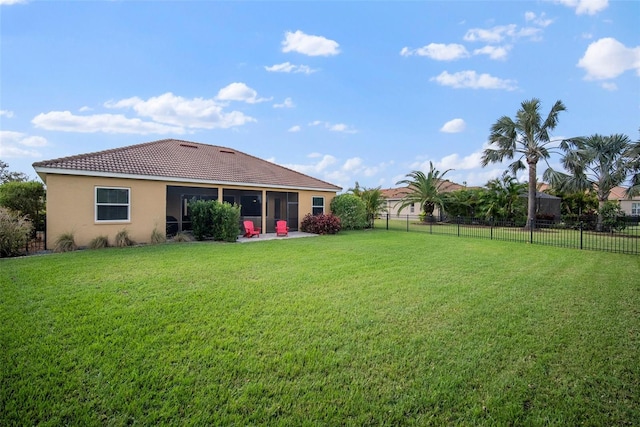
114, 229, 135, 247
150, 227, 166, 245
0, 206, 32, 257
88, 235, 109, 249
54, 232, 77, 253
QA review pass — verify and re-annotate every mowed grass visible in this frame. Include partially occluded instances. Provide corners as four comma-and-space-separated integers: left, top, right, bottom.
1, 231, 638, 425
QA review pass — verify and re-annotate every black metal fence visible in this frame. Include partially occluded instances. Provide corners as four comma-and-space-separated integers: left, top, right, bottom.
375, 214, 640, 255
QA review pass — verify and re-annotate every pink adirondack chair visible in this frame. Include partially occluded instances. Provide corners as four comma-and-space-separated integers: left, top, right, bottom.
275, 220, 289, 237
243, 220, 261, 238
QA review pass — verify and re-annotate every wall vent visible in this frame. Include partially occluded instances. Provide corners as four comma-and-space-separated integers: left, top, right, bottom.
180, 143, 198, 149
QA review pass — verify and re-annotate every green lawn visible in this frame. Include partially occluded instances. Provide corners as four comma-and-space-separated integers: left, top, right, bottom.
2, 231, 639, 425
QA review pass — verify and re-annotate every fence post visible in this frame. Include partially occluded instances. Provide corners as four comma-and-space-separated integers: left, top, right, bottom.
386, 212, 389, 230
429, 214, 433, 234
457, 216, 461, 237
406, 214, 409, 232
490, 217, 494, 240
580, 221, 583, 250
530, 218, 534, 244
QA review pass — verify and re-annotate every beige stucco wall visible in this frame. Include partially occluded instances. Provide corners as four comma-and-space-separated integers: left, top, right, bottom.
44, 174, 167, 248
619, 198, 640, 216
44, 173, 337, 248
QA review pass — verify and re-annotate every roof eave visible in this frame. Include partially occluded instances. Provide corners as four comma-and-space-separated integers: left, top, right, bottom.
32, 166, 341, 192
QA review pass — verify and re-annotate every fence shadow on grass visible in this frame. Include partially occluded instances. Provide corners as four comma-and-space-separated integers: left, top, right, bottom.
376, 214, 640, 255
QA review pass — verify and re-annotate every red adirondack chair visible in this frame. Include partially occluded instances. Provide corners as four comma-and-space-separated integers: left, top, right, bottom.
243, 220, 261, 238
275, 220, 289, 237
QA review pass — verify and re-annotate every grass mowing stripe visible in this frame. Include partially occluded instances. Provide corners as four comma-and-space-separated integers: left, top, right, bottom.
1, 231, 639, 425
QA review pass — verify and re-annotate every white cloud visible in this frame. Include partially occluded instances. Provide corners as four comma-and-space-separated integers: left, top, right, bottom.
473, 45, 511, 60
102, 92, 256, 130
265, 62, 317, 74
0, 0, 27, 5
281, 30, 340, 56
577, 37, 640, 80
440, 118, 466, 133
342, 157, 363, 172
283, 154, 338, 175
464, 24, 542, 43
400, 43, 469, 61
601, 82, 618, 91
79, 106, 93, 112
274, 97, 295, 109
552, 0, 609, 15
0, 130, 46, 158
436, 151, 483, 170
216, 82, 270, 104
0, 110, 14, 118
288, 125, 301, 132
32, 111, 187, 134
309, 120, 357, 133
525, 11, 554, 27
431, 70, 518, 90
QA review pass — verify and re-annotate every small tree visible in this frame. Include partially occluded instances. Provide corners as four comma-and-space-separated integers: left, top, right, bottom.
0, 207, 32, 257
395, 162, 453, 219
330, 194, 367, 230
0, 160, 29, 183
0, 181, 46, 235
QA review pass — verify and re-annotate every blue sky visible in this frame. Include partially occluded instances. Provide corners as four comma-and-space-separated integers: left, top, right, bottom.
1, 0, 639, 190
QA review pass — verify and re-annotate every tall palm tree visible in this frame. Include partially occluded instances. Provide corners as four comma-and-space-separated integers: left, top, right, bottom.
544, 133, 634, 231
481, 98, 566, 229
395, 162, 452, 219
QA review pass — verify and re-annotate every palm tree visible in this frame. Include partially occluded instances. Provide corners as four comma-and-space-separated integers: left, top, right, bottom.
481, 98, 566, 229
627, 129, 640, 197
395, 162, 452, 220
544, 133, 634, 231
348, 182, 387, 228
482, 172, 527, 221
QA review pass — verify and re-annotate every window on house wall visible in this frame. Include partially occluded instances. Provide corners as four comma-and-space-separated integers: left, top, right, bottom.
410, 203, 415, 213
312, 196, 324, 215
96, 187, 130, 221
632, 202, 640, 216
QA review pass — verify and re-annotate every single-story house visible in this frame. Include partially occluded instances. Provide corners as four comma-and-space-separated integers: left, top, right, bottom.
33, 139, 342, 247
381, 180, 465, 219
608, 186, 640, 216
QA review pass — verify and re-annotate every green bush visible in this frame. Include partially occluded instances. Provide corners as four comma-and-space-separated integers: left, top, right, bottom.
190, 199, 241, 242
88, 235, 109, 249
600, 201, 626, 232
54, 232, 77, 253
330, 194, 367, 230
0, 206, 32, 257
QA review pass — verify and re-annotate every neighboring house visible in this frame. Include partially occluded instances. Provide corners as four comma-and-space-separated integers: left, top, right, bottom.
381, 180, 465, 219
609, 186, 640, 216
33, 139, 341, 247
539, 183, 640, 217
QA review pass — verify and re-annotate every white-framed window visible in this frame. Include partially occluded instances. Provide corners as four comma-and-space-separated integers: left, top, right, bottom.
312, 196, 324, 215
632, 202, 640, 216
95, 187, 130, 222
410, 203, 415, 213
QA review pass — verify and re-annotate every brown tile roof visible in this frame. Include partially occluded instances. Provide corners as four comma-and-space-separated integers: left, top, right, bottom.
33, 139, 341, 191
381, 180, 465, 200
